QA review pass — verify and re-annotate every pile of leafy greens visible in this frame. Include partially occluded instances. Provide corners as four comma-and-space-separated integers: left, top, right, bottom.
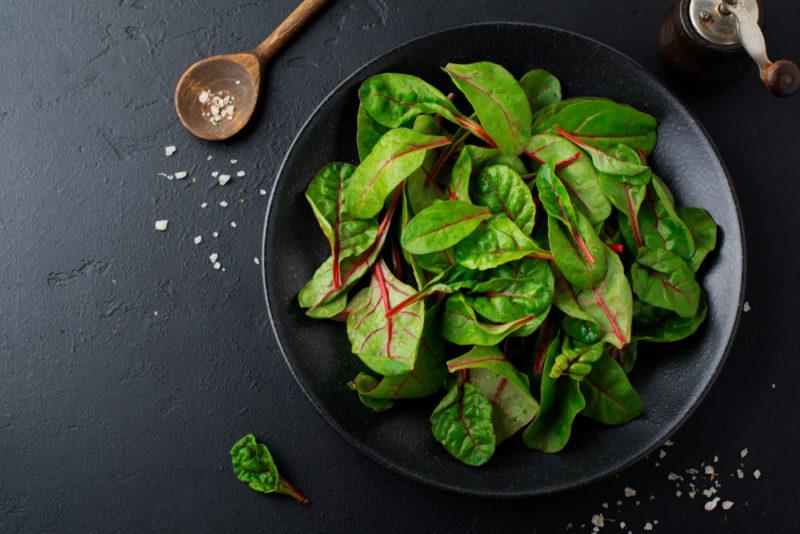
297, 62, 717, 466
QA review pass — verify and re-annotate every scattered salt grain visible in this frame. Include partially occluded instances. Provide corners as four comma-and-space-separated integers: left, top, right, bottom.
664, 440, 674, 447
743, 301, 751, 312
235, 80, 241, 86
659, 449, 667, 459
643, 522, 653, 531
771, 383, 776, 389
619, 522, 626, 529
668, 472, 682, 481
753, 469, 761, 479
649, 495, 655, 501
601, 502, 609, 509
236, 170, 245, 177
218, 174, 231, 186
624, 487, 636, 498
702, 488, 717, 498
704, 465, 715, 475
199, 90, 210, 104
165, 145, 176, 156
231, 159, 238, 164
201, 202, 208, 208
635, 500, 641, 506
174, 171, 187, 180
213, 261, 221, 270
158, 172, 173, 180
207, 155, 213, 160
740, 448, 748, 458
253, 257, 260, 265
591, 514, 604, 528
154, 219, 168, 231
259, 188, 267, 196
212, 171, 219, 177
230, 221, 237, 228
219, 200, 228, 207
616, 500, 623, 506
704, 497, 720, 511
675, 490, 682, 497
212, 231, 219, 238
209, 253, 219, 263
721, 500, 734, 510
193, 235, 202, 245
736, 469, 744, 479
714, 455, 719, 463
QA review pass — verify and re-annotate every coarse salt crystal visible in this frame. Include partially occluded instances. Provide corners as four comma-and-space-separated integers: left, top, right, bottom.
259, 189, 267, 196
643, 523, 653, 531
212, 231, 219, 238
591, 514, 604, 528
174, 171, 187, 180
601, 502, 608, 509
740, 448, 748, 458
676, 490, 682, 497
236, 170, 245, 177
254, 257, 260, 265
753, 469, 761, 479
743, 301, 751, 312
199, 90, 210, 104
230, 221, 237, 228
619, 522, 626, 529
165, 145, 176, 156
207, 155, 213, 160
235, 80, 241, 86
624, 487, 636, 498
704, 497, 720, 511
201, 202, 208, 208
659, 449, 667, 459
736, 469, 744, 479
230, 159, 238, 164
771, 383, 776, 389
705, 465, 715, 475
218, 174, 231, 186
213, 261, 221, 270
209, 253, 219, 263
193, 235, 202, 245
721, 501, 734, 510
664, 439, 674, 446
219, 200, 228, 207
154, 220, 168, 231
668, 472, 682, 481
714, 455, 719, 463
616, 500, 622, 506
635, 501, 640, 506
212, 171, 219, 177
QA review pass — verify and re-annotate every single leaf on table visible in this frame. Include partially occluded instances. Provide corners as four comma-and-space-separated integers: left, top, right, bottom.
357, 102, 389, 160
358, 72, 462, 127
444, 62, 532, 156
532, 97, 658, 154
346, 260, 424, 376
557, 128, 650, 177
401, 200, 491, 254
465, 257, 554, 323
676, 206, 718, 271
442, 293, 546, 346
454, 215, 547, 270
519, 68, 562, 113
579, 353, 643, 425
526, 134, 612, 225
345, 128, 452, 218
472, 164, 536, 234
635, 175, 696, 261
230, 434, 308, 504
550, 338, 605, 380
430, 381, 496, 466
548, 213, 608, 290
576, 248, 633, 349
447, 345, 539, 442
631, 247, 701, 318
405, 114, 448, 214
633, 295, 708, 343
523, 336, 586, 453
560, 315, 602, 346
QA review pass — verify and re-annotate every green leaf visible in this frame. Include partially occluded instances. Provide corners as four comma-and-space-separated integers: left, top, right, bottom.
444, 62, 532, 155
472, 164, 536, 234
447, 345, 539, 442
631, 247, 701, 318
676, 207, 718, 271
550, 338, 605, 380
607, 341, 638, 374
636, 175, 696, 260
345, 128, 452, 218
454, 215, 545, 270
633, 295, 708, 343
523, 336, 586, 452
401, 200, 491, 254
519, 69, 562, 113
449, 145, 519, 202
557, 129, 650, 176
576, 249, 633, 349
359, 72, 461, 127
579, 353, 643, 425
526, 134, 612, 225
465, 257, 554, 323
548, 213, 608, 290
532, 97, 657, 154
535, 161, 579, 228
346, 260, 424, 376
442, 293, 546, 345
405, 115, 449, 214
430, 381, 496, 466
596, 171, 647, 226
357, 102, 389, 160
230, 434, 308, 503
560, 316, 602, 346
400, 189, 428, 289
552, 268, 593, 322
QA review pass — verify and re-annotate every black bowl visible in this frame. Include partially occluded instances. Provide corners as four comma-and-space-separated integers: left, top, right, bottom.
262, 23, 745, 497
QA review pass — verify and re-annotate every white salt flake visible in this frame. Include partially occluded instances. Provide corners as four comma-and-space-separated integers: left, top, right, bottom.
721, 500, 734, 510
635, 500, 641, 506
235, 80, 241, 86
253, 257, 260, 265
219, 200, 228, 207
668, 472, 682, 481
643, 522, 653, 531
259, 189, 267, 196
218, 174, 231, 186
659, 449, 667, 459
736, 468, 744, 479
154, 219, 168, 231
675, 490, 682, 497
601, 502, 609, 509
212, 171, 219, 177
230, 221, 237, 228
591, 514, 604, 528
714, 455, 719, 463
213, 261, 221, 270
740, 448, 748, 458
207, 155, 213, 160
209, 253, 219, 263
174, 171, 187, 180
199, 90, 210, 104
664, 439, 674, 447
705, 465, 715, 475
592, 528, 599, 533
624, 487, 636, 498
157, 172, 173, 180
193, 235, 202, 245
771, 383, 776, 389
743, 301, 751, 312
753, 469, 761, 479
616, 500, 623, 506
619, 522, 626, 529
212, 231, 219, 238
236, 170, 245, 177
165, 145, 176, 156
704, 497, 720, 511
230, 159, 238, 164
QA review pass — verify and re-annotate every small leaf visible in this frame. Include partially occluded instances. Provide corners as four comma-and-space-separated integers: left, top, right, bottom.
557, 128, 650, 176
472, 164, 536, 234
359, 72, 461, 127
576, 249, 633, 349
631, 247, 701, 318
401, 200, 491, 254
430, 381, 496, 466
454, 215, 545, 270
676, 207, 718, 271
550, 338, 605, 381
579, 353, 643, 425
442, 293, 546, 346
535, 162, 579, 228
449, 145, 503, 202
636, 175, 695, 260
519, 69, 562, 113
444, 62, 532, 155
560, 316, 602, 346
633, 295, 708, 343
466, 257, 554, 323
230, 434, 308, 503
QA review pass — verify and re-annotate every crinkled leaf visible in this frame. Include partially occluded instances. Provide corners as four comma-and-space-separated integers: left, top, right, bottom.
430, 381, 496, 466
633, 295, 708, 343
448, 145, 511, 202
357, 102, 389, 160
523, 336, 586, 452
345, 128, 451, 218
444, 62, 532, 156
676, 206, 718, 271
465, 257, 554, 323
454, 215, 546, 270
472, 164, 536, 234
447, 345, 538, 442
346, 260, 424, 376
548, 213, 608, 289
576, 249, 633, 349
230, 434, 307, 503
401, 200, 491, 254
561, 316, 602, 346
442, 293, 546, 345
631, 247, 701, 318
550, 338, 605, 380
579, 353, 642, 425
635, 175, 695, 260
519, 69, 562, 113
359, 72, 461, 127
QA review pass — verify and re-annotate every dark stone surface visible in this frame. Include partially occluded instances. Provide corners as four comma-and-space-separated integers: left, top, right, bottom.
1, 0, 797, 531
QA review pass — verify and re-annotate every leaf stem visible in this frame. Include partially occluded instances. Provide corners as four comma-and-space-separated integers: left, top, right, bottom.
278, 476, 309, 504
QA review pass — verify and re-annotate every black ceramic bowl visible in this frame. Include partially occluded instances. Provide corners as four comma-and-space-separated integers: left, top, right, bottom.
262, 23, 745, 497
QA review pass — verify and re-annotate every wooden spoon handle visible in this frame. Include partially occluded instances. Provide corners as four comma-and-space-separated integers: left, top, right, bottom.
254, 0, 330, 61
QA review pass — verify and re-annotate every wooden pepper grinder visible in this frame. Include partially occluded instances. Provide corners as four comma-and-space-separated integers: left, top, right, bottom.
658, 0, 799, 96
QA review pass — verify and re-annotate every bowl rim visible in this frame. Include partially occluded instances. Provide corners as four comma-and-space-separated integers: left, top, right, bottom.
261, 21, 747, 497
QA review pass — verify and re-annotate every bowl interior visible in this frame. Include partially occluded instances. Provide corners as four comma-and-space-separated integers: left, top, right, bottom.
263, 23, 744, 496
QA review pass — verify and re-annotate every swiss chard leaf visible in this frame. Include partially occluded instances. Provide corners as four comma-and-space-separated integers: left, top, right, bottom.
359, 72, 461, 127
444, 62, 532, 156
345, 128, 452, 218
631, 247, 701, 318
465, 257, 554, 323
405, 115, 448, 214
430, 381, 496, 466
560, 316, 602, 346
357, 102, 389, 160
579, 353, 642, 425
401, 200, 491, 255
633, 295, 708, 343
552, 268, 594, 322
454, 215, 547, 271
523, 336, 586, 452
447, 345, 539, 442
548, 213, 608, 290
346, 260, 424, 376
557, 128, 650, 176
472, 164, 536, 234
676, 206, 718, 271
550, 338, 605, 381
230, 434, 308, 504
576, 248, 633, 349
634, 175, 695, 260
442, 293, 546, 346
519, 69, 562, 114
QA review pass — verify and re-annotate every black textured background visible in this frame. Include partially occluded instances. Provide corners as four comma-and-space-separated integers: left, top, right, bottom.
1, 1, 798, 532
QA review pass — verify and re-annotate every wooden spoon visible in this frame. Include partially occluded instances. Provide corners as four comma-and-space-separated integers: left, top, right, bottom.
175, 0, 330, 141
